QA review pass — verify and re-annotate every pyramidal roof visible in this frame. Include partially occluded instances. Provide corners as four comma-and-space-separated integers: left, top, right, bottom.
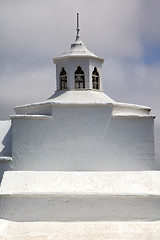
62, 37, 96, 57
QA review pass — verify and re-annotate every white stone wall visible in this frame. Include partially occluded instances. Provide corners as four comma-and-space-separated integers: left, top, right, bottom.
11, 105, 155, 171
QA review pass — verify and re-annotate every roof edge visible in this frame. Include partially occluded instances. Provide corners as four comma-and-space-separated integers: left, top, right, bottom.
14, 101, 151, 111
53, 55, 104, 64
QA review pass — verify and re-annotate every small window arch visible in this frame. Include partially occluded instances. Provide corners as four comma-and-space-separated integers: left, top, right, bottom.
60, 67, 67, 90
75, 66, 85, 89
92, 67, 99, 90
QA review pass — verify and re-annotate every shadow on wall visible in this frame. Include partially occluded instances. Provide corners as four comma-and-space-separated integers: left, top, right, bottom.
48, 89, 67, 99
0, 125, 12, 183
0, 127, 12, 157
155, 123, 160, 170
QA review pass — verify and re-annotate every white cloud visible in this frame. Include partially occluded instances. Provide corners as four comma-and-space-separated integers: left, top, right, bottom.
0, 67, 55, 111
102, 59, 160, 126
1, 0, 160, 60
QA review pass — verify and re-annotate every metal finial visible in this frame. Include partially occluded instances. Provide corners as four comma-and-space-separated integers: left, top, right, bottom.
76, 13, 80, 38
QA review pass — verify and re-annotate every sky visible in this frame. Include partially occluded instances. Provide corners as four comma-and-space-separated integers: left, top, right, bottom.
0, 0, 160, 165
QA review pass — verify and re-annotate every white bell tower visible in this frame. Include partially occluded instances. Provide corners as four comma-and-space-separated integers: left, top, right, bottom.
53, 13, 104, 91
0, 13, 159, 239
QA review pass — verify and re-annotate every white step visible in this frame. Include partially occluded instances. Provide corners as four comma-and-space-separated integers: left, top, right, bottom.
0, 171, 160, 222
0, 220, 160, 240
1, 171, 160, 195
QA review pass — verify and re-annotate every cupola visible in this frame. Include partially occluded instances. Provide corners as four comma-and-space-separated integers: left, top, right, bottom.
53, 13, 104, 91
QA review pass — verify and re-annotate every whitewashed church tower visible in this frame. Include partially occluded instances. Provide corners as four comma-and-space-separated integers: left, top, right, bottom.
0, 14, 160, 239
54, 13, 104, 91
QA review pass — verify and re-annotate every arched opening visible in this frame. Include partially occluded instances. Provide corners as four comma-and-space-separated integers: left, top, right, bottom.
60, 67, 67, 90
75, 66, 85, 89
92, 67, 99, 90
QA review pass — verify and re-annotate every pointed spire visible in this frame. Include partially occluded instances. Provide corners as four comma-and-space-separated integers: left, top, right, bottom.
76, 13, 80, 40
61, 13, 97, 57
54, 13, 104, 61
75, 13, 82, 44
